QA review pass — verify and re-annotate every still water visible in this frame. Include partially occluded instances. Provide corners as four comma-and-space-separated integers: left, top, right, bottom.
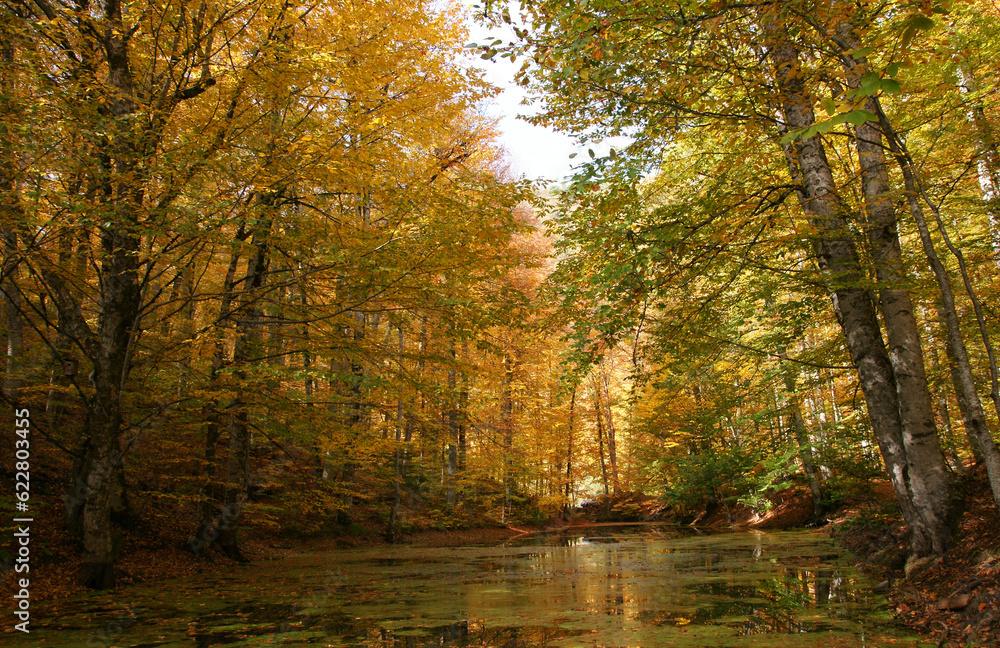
14, 527, 929, 647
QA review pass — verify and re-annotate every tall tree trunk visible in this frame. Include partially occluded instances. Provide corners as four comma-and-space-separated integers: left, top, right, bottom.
2, 226, 23, 402
933, 346, 966, 476
769, 34, 951, 555
783, 364, 825, 521
177, 264, 195, 400
296, 281, 323, 477
446, 333, 458, 506
592, 379, 610, 498
189, 238, 243, 555
46, 232, 85, 427
600, 361, 621, 495
502, 352, 515, 519
338, 308, 366, 523
872, 107, 1000, 510
216, 216, 271, 561
849, 80, 954, 545
1, 32, 24, 404
563, 386, 576, 518
386, 326, 407, 542
459, 341, 469, 471
935, 303, 986, 466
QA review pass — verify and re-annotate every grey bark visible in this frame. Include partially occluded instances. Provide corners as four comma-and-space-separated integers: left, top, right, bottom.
563, 386, 576, 518
872, 107, 1000, 510
782, 367, 825, 521
502, 352, 515, 518
769, 36, 952, 555
386, 326, 406, 542
850, 85, 954, 548
189, 238, 243, 556
600, 360, 621, 495
592, 377, 610, 498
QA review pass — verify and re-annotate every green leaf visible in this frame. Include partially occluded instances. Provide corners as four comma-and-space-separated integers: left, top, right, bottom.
880, 78, 902, 94
861, 72, 881, 95
844, 110, 878, 126
911, 15, 935, 29
821, 97, 836, 116
588, 148, 595, 159
886, 63, 899, 78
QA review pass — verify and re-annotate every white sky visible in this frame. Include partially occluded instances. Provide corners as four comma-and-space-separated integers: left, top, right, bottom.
460, 1, 625, 184
460, 2, 573, 182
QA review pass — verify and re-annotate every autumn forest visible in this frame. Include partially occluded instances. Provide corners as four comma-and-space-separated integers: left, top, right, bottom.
2, 1, 1000, 639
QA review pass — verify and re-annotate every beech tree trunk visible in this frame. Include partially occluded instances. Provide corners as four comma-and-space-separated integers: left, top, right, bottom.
338, 308, 367, 522
446, 334, 458, 506
502, 352, 515, 517
386, 326, 406, 542
1, 34, 23, 403
872, 109, 1000, 511
769, 35, 953, 555
851, 90, 954, 549
782, 366, 824, 521
564, 386, 576, 518
600, 361, 621, 495
189, 235, 245, 554
217, 215, 272, 561
592, 379, 610, 497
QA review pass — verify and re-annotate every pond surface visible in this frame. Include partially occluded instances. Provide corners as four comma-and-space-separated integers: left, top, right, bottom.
13, 527, 929, 647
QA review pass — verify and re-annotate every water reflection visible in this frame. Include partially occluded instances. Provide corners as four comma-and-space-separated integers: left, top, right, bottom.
14, 528, 919, 648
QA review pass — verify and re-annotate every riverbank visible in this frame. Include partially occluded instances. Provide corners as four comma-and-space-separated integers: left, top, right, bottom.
9, 511, 532, 607
570, 469, 999, 648
9, 471, 997, 647
695, 468, 1000, 648
832, 468, 1000, 648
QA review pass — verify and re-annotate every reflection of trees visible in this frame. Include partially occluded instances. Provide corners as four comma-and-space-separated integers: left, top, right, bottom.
685, 567, 853, 633
815, 570, 832, 605
364, 622, 578, 648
